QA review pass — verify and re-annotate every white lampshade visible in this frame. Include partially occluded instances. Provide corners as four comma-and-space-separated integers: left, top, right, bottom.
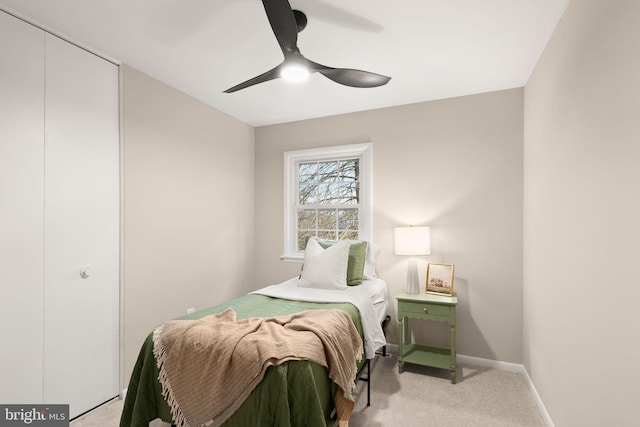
395, 226, 431, 294
394, 226, 431, 256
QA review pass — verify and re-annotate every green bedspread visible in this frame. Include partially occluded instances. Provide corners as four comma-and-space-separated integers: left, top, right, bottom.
120, 294, 363, 427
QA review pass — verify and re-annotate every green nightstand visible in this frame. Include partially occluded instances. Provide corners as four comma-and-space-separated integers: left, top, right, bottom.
396, 291, 458, 383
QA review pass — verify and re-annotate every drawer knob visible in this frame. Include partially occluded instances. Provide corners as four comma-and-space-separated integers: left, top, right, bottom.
423, 307, 428, 314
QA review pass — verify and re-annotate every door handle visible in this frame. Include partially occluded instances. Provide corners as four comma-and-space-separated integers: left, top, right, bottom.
80, 266, 93, 279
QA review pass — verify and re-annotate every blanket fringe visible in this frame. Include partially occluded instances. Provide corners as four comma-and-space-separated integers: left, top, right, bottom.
153, 325, 193, 427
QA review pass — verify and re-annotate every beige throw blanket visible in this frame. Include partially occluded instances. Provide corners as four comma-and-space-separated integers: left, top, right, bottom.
152, 308, 363, 427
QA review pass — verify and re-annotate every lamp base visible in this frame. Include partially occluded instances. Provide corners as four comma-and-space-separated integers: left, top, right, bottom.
406, 258, 420, 294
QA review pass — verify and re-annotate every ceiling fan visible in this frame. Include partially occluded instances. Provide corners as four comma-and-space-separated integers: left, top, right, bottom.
224, 0, 391, 93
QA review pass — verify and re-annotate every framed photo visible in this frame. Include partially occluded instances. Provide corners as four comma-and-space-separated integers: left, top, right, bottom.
426, 263, 455, 296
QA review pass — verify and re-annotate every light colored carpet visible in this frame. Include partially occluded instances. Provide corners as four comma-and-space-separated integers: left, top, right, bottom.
72, 354, 544, 427
350, 354, 544, 426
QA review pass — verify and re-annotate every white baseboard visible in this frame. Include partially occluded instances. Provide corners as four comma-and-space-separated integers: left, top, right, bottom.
378, 348, 553, 427
519, 365, 555, 427
457, 353, 523, 373
120, 388, 127, 400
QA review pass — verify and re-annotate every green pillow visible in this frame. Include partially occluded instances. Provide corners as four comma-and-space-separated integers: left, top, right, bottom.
315, 238, 368, 286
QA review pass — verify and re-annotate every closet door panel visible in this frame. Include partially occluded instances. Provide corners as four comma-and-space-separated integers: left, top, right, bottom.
0, 11, 45, 404
43, 34, 119, 417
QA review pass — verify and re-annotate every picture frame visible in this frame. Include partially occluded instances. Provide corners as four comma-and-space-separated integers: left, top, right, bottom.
426, 263, 455, 296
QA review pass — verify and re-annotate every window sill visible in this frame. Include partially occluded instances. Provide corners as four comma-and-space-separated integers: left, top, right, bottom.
280, 254, 304, 263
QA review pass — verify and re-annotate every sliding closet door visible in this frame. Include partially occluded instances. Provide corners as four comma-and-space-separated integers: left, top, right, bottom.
0, 11, 45, 404
43, 34, 120, 418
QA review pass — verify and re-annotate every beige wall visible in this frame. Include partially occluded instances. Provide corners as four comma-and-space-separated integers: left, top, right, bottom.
255, 89, 524, 363
122, 66, 255, 385
523, 0, 640, 425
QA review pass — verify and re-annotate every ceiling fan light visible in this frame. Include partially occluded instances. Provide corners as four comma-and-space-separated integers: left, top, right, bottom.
281, 64, 309, 83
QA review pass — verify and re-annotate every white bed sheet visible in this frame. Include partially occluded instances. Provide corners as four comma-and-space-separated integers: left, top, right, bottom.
365, 278, 389, 323
251, 278, 388, 359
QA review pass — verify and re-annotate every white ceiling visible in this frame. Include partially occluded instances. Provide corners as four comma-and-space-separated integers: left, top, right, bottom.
0, 0, 569, 127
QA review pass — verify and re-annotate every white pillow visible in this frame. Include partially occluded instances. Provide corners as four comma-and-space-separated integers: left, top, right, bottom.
299, 238, 350, 290
363, 242, 379, 280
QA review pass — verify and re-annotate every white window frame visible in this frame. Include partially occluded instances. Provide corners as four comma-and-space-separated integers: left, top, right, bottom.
281, 143, 373, 262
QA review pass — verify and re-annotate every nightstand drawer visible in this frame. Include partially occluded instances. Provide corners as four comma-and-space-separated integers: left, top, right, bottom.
400, 300, 451, 317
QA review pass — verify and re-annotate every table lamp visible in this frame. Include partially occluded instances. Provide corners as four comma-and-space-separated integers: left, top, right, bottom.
394, 226, 431, 293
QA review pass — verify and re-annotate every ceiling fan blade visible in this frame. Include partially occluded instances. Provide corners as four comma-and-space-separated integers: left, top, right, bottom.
223, 64, 282, 93
262, 0, 299, 54
316, 66, 391, 88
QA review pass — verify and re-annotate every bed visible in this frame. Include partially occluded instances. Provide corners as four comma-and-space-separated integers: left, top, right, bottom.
120, 239, 387, 427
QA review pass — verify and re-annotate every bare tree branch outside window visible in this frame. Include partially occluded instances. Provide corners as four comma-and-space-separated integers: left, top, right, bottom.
296, 159, 360, 250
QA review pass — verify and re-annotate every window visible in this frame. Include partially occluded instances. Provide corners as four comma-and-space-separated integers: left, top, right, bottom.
282, 143, 372, 262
